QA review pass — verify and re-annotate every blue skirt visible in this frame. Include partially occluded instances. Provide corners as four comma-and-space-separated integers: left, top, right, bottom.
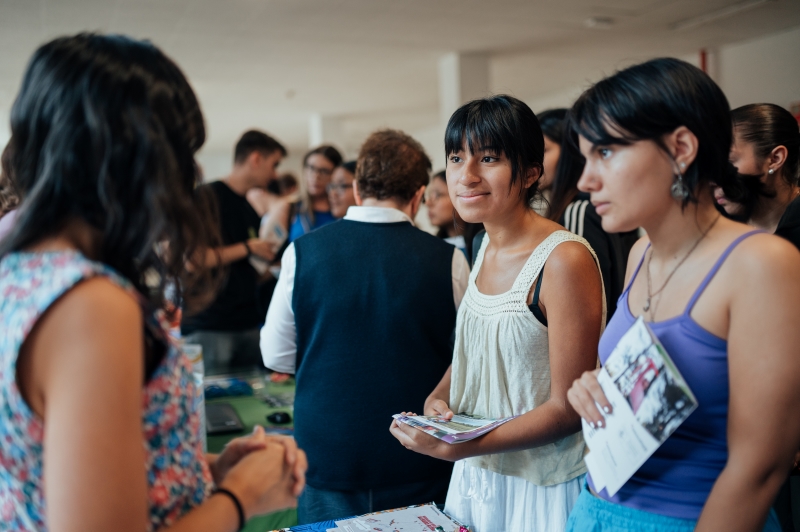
566, 482, 782, 532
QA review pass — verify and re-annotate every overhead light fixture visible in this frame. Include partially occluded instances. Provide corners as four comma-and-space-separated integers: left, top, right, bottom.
584, 16, 615, 29
672, 0, 776, 31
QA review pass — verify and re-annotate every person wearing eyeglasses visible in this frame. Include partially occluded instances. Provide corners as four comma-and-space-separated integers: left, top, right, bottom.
327, 160, 358, 219
288, 146, 343, 242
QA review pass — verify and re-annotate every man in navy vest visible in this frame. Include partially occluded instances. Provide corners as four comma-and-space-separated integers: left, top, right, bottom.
261, 129, 469, 524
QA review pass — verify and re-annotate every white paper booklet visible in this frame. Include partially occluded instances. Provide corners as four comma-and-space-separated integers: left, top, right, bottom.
329, 503, 464, 532
582, 316, 698, 497
393, 413, 515, 444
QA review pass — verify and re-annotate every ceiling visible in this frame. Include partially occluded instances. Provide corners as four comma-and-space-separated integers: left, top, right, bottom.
0, 0, 799, 171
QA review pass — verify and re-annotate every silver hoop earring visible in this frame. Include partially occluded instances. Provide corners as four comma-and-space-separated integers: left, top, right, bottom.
671, 172, 690, 201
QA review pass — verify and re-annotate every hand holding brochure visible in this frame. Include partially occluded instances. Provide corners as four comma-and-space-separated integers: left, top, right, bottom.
582, 316, 698, 496
393, 413, 515, 444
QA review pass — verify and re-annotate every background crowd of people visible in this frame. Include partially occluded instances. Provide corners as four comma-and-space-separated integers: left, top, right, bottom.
1, 31, 800, 532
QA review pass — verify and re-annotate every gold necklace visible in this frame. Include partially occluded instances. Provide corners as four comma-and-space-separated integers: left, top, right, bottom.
644, 215, 721, 320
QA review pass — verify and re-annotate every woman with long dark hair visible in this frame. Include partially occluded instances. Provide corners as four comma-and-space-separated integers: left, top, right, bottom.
716, 104, 800, 242
391, 95, 605, 531
0, 34, 306, 532
566, 58, 800, 531
539, 108, 630, 319
288, 145, 342, 242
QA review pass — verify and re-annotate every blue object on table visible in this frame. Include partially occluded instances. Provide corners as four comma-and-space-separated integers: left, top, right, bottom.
204, 378, 253, 399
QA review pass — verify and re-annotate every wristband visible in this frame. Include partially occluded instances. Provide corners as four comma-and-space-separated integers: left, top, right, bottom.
214, 487, 245, 531
243, 241, 252, 258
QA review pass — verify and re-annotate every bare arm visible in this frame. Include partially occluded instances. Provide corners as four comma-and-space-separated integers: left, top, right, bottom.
696, 237, 800, 531
25, 278, 302, 532
392, 241, 603, 460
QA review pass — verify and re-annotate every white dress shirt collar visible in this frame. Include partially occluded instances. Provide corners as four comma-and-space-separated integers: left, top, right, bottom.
343, 206, 414, 225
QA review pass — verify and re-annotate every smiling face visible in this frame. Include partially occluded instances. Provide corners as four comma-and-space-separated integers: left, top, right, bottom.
577, 135, 675, 233
446, 145, 531, 225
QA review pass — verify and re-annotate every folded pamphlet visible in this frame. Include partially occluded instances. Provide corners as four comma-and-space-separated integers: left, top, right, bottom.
392, 413, 515, 444
330, 503, 465, 532
582, 316, 698, 496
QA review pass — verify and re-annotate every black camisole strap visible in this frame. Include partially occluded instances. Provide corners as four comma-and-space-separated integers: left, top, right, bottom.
528, 267, 547, 327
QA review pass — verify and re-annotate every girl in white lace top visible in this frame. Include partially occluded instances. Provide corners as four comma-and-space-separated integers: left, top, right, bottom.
390, 95, 605, 532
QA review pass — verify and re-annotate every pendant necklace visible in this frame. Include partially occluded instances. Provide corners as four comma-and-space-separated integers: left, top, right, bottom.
644, 215, 721, 319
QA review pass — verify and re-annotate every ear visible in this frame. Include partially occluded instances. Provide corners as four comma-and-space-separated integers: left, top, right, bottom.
768, 145, 788, 174
525, 166, 542, 190
353, 179, 363, 206
666, 126, 699, 173
409, 185, 426, 218
247, 150, 263, 167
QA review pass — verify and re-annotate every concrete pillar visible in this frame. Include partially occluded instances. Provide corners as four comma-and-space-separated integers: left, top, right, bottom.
438, 52, 490, 126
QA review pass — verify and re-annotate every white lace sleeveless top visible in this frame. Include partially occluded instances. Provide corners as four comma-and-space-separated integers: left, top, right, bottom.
450, 230, 605, 486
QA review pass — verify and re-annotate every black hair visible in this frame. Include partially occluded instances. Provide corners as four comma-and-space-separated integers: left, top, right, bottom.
538, 108, 568, 145
234, 130, 287, 164
341, 160, 357, 174
547, 122, 587, 223
0, 143, 19, 217
570, 57, 738, 206
303, 145, 343, 168
445, 95, 545, 208
1, 33, 221, 335
732, 104, 800, 186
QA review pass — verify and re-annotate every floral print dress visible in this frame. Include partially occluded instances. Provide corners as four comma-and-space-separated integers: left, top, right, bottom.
0, 251, 211, 531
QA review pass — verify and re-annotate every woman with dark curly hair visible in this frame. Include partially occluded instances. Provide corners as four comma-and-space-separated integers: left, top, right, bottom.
0, 33, 306, 532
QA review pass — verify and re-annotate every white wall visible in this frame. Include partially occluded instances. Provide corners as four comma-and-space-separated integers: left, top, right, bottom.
715, 26, 800, 111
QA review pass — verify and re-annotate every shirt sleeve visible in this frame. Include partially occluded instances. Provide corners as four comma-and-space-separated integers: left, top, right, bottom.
452, 249, 470, 310
260, 243, 298, 373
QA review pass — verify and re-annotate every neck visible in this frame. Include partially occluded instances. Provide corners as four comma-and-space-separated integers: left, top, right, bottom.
750, 179, 799, 233
360, 197, 413, 219
224, 171, 251, 196
28, 218, 103, 259
310, 193, 330, 212
642, 193, 720, 260
482, 203, 540, 250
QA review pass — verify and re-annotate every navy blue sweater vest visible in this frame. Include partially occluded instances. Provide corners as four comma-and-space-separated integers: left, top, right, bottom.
293, 219, 456, 491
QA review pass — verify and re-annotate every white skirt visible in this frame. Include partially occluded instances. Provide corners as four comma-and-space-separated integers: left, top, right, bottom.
444, 460, 583, 532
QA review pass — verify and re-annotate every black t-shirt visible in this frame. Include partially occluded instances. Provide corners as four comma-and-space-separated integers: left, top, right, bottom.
775, 196, 800, 251
181, 181, 263, 334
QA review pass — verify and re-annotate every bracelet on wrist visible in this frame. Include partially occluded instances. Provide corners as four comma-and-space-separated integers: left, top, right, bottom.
213, 487, 245, 531
243, 241, 252, 258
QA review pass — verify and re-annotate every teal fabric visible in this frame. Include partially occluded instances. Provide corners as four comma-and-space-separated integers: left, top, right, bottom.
566, 483, 782, 532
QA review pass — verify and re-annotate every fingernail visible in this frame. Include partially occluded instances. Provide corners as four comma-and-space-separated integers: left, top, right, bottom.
597, 420, 604, 428
603, 406, 611, 414
589, 422, 596, 429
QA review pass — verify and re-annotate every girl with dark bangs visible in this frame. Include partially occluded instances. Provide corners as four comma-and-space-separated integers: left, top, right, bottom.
391, 95, 605, 531
566, 58, 800, 531
0, 34, 306, 532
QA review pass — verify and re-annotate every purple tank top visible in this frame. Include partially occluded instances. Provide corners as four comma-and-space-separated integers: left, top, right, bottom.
587, 231, 762, 520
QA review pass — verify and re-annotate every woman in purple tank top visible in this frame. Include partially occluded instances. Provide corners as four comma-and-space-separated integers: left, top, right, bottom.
564, 58, 800, 531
